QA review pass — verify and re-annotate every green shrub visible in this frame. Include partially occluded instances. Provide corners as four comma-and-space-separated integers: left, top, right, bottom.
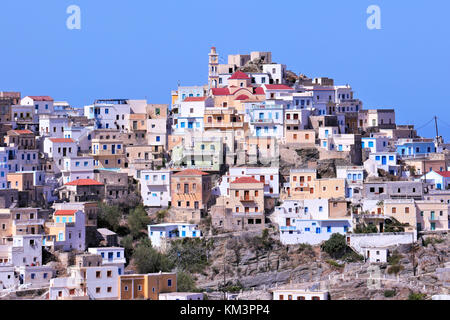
177, 271, 199, 292
408, 292, 426, 300
387, 264, 404, 275
326, 259, 344, 268
321, 233, 347, 259
384, 290, 396, 298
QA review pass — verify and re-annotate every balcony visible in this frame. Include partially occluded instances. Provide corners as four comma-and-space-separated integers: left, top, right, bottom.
204, 122, 243, 128
294, 182, 309, 188
13, 219, 45, 227
240, 196, 255, 202
285, 119, 301, 125
251, 119, 275, 124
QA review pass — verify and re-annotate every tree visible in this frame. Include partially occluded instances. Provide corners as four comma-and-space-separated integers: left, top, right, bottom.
384, 218, 407, 233
128, 205, 151, 239
120, 234, 134, 265
97, 202, 122, 232
177, 271, 198, 292
354, 223, 378, 234
321, 233, 347, 259
166, 238, 210, 274
132, 238, 172, 274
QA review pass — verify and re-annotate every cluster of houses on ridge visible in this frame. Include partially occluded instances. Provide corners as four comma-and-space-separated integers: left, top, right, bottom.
0, 47, 449, 299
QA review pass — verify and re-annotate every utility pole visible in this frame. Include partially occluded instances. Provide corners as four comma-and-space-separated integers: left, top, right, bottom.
412, 233, 416, 277
223, 243, 227, 300
434, 116, 439, 140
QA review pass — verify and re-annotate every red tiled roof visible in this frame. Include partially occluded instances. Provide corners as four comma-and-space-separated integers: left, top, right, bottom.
231, 177, 262, 184
229, 71, 250, 80
183, 97, 207, 102
10, 130, 33, 135
49, 138, 75, 143
54, 210, 77, 216
65, 179, 104, 186
264, 84, 294, 90
211, 88, 230, 96
254, 87, 265, 95
235, 94, 249, 101
436, 171, 450, 178
174, 169, 208, 176
26, 96, 54, 101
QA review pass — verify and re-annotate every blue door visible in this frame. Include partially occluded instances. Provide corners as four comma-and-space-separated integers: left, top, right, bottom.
108, 252, 113, 261
382, 156, 387, 165
256, 127, 261, 137
112, 145, 116, 154
181, 231, 186, 237
437, 183, 442, 190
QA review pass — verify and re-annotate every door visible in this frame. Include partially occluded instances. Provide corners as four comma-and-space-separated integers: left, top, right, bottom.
286, 218, 291, 227
382, 156, 387, 165
108, 252, 113, 261
112, 145, 116, 154
431, 222, 436, 231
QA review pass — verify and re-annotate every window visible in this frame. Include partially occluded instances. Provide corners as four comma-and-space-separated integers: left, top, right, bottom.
96, 271, 101, 278
138, 285, 142, 291
107, 287, 112, 293
168, 279, 172, 287
96, 287, 101, 294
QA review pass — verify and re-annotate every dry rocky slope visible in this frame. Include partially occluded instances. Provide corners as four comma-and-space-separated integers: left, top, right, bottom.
196, 230, 449, 300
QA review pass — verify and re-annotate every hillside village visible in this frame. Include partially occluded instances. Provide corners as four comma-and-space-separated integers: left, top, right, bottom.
0, 47, 449, 300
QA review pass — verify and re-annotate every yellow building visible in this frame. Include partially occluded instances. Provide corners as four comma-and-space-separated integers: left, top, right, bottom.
288, 169, 346, 200
118, 273, 177, 300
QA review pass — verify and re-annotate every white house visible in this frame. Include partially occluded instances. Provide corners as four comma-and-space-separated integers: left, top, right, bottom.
84, 99, 131, 130
279, 219, 351, 245
361, 136, 390, 153
0, 266, 17, 289
159, 292, 204, 300
21, 96, 54, 115
62, 156, 95, 184
0, 149, 7, 189
245, 101, 284, 139
43, 210, 86, 252
63, 126, 93, 153
419, 171, 450, 190
362, 247, 389, 264
9, 235, 43, 267
366, 152, 400, 176
262, 64, 287, 85
318, 126, 339, 140
49, 265, 119, 300
172, 97, 213, 134
87, 247, 126, 276
272, 288, 329, 300
17, 265, 54, 289
43, 138, 78, 172
39, 115, 69, 138
215, 167, 279, 198
140, 170, 171, 207
336, 166, 364, 198
148, 223, 202, 251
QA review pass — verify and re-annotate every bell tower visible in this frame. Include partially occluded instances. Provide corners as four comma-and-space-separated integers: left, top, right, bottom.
208, 46, 219, 89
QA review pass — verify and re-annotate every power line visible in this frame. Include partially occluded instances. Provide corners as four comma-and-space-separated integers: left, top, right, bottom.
414, 117, 435, 131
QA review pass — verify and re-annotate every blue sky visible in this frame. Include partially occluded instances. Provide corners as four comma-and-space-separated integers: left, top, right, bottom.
1, 0, 449, 139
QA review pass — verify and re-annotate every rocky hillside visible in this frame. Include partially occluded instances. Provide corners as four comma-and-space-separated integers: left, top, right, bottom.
195, 230, 449, 300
